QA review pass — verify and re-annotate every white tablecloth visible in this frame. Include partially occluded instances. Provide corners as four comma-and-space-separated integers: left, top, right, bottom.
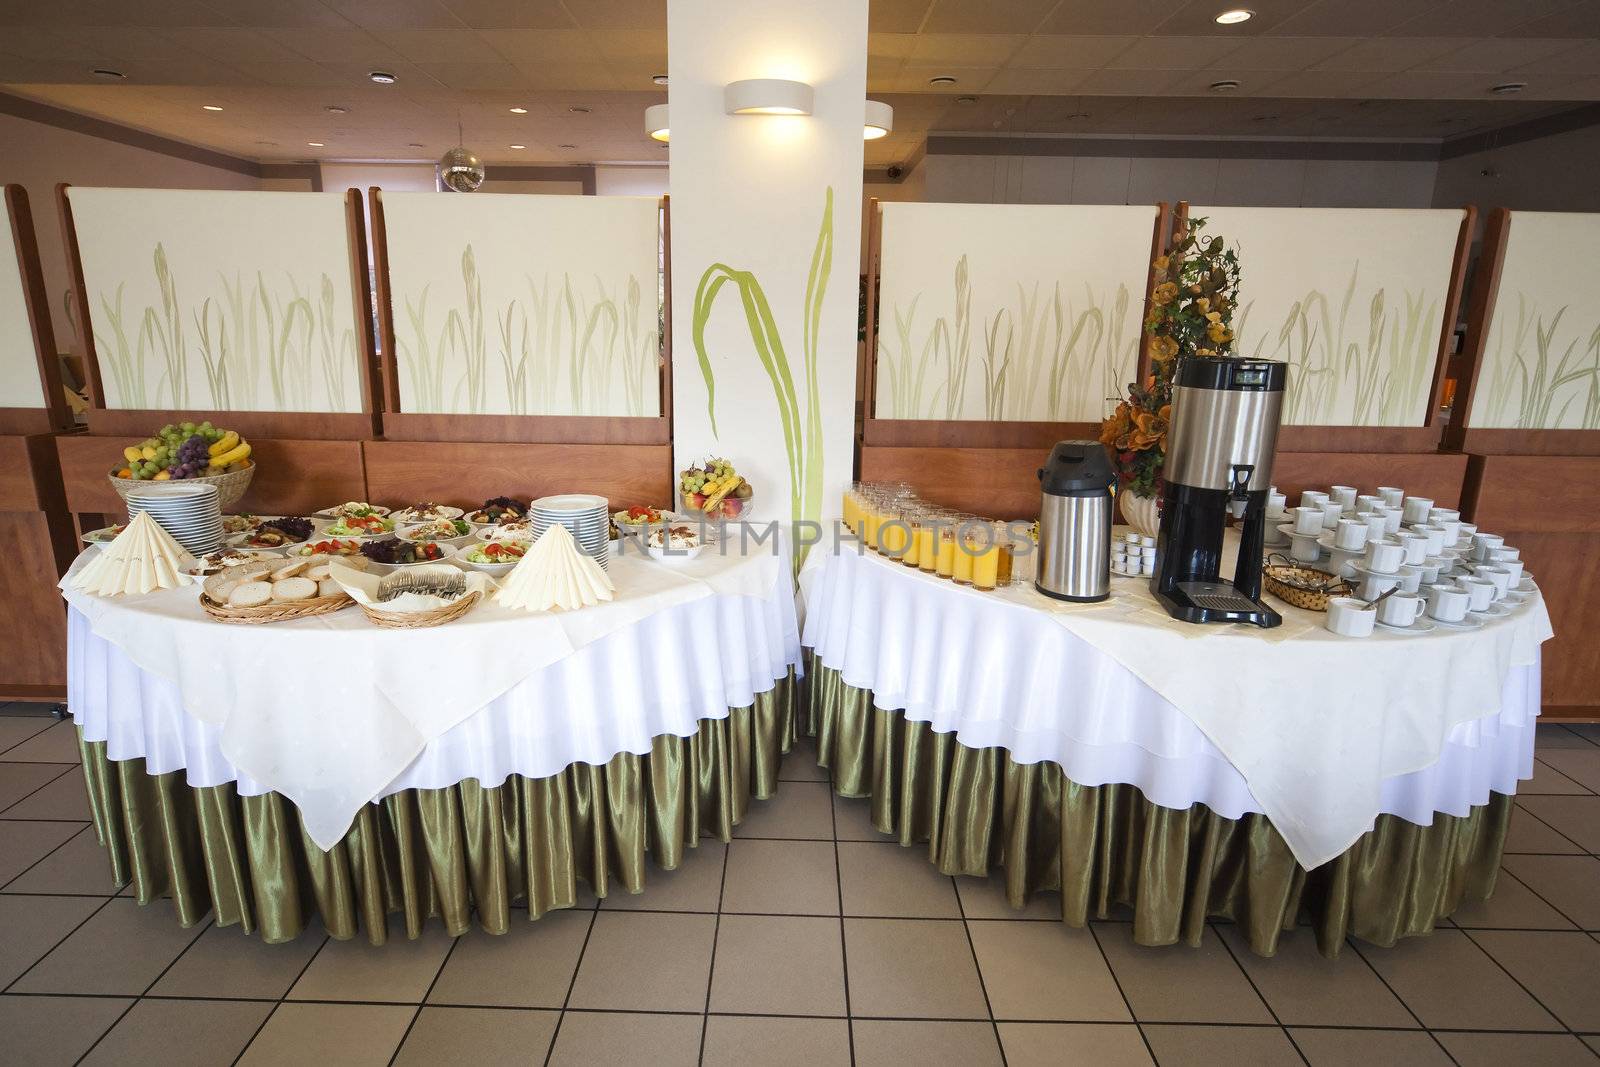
802, 544, 1551, 869
65, 535, 800, 849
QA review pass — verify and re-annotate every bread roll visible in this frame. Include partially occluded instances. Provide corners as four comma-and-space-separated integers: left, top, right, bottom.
306, 563, 332, 581
272, 577, 318, 602
227, 581, 273, 608
317, 577, 342, 598
271, 559, 312, 581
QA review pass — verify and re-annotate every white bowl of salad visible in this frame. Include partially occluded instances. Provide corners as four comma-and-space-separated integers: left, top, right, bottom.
315, 501, 390, 519
390, 502, 464, 524
320, 512, 396, 539
458, 539, 528, 574
397, 518, 473, 543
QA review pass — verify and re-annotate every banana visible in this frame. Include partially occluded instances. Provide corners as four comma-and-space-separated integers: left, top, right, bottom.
704, 475, 743, 512
211, 440, 252, 467
123, 445, 142, 463
208, 430, 239, 457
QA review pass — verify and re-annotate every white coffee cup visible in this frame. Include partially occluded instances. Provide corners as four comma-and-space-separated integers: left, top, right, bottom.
1398, 532, 1430, 565
1357, 571, 1402, 601
1330, 485, 1357, 509
1477, 565, 1513, 601
1334, 518, 1369, 551
1456, 522, 1478, 546
1417, 558, 1444, 585
1402, 496, 1435, 525
1396, 564, 1423, 593
1358, 512, 1388, 542
1416, 524, 1447, 557
1266, 490, 1287, 516
1326, 596, 1376, 637
1290, 533, 1321, 562
1365, 539, 1405, 573
1376, 506, 1403, 535
1493, 559, 1525, 587
1426, 583, 1470, 622
1300, 490, 1329, 509
1356, 494, 1384, 513
1378, 593, 1424, 627
1472, 532, 1504, 561
1455, 575, 1494, 612
1319, 500, 1344, 529
1428, 507, 1460, 525
1377, 486, 1405, 508
1490, 546, 1520, 562
1431, 519, 1461, 547
1293, 506, 1324, 535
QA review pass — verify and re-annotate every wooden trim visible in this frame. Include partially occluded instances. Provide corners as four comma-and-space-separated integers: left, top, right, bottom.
368, 188, 402, 415
864, 419, 1099, 449
0, 408, 55, 435
1444, 207, 1511, 453
344, 188, 382, 433
1456, 427, 1600, 456
1421, 205, 1476, 436
861, 198, 882, 424
1135, 200, 1177, 384
0, 683, 67, 702
5, 185, 71, 433
54, 183, 103, 409
1275, 425, 1457, 454
660, 195, 673, 425
380, 412, 670, 444
84, 409, 376, 440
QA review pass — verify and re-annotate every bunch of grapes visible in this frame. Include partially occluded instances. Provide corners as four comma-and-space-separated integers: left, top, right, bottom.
169, 434, 211, 479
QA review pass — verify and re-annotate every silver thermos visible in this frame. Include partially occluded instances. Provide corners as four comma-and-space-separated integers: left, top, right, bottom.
1035, 440, 1115, 602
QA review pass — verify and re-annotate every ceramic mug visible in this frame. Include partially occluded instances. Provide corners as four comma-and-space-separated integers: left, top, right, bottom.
1329, 485, 1357, 509
1378, 507, 1403, 535
1398, 532, 1430, 565
1378, 593, 1425, 627
1472, 532, 1504, 561
1456, 522, 1478, 547
1326, 597, 1376, 637
1426, 583, 1470, 623
1290, 534, 1321, 562
1396, 564, 1424, 593
1365, 539, 1406, 573
1357, 571, 1402, 601
1417, 558, 1444, 584
1490, 546, 1521, 562
1477, 565, 1513, 601
1356, 494, 1384, 513
1455, 575, 1494, 612
1293, 506, 1324, 535
1431, 519, 1461, 547
1492, 559, 1525, 587
1401, 496, 1435, 525
1428, 507, 1461, 525
1335, 518, 1369, 551
1358, 512, 1388, 542
1266, 490, 1287, 516
1377, 486, 1405, 508
1300, 490, 1330, 510
1319, 500, 1344, 529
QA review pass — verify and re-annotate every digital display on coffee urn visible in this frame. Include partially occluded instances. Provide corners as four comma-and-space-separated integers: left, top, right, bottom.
1234, 368, 1267, 386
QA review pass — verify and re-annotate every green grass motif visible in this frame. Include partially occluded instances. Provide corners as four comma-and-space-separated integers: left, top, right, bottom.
1483, 294, 1600, 429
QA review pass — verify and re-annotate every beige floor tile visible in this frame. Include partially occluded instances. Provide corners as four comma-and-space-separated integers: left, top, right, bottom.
702, 1015, 850, 1066
1141, 1024, 1301, 1066
1289, 1027, 1451, 1066
839, 841, 961, 917
0, 993, 132, 1066
1535, 747, 1600, 792
1536, 725, 1596, 750
0, 819, 85, 886
2, 766, 91, 820
0, 894, 102, 986
604, 839, 726, 912
1522, 758, 1592, 795
851, 1019, 1003, 1066
708, 913, 846, 1016
0, 713, 55, 754
1506, 803, 1586, 854
3, 824, 120, 895
734, 780, 835, 839
151, 922, 327, 999
1469, 929, 1600, 1031
779, 736, 830, 782
1451, 869, 1576, 929
0, 762, 72, 813
721, 838, 839, 915
392, 1006, 558, 1065
1095, 925, 1271, 1024
2, 722, 83, 763
566, 911, 716, 1012
1501, 854, 1600, 929
11, 898, 205, 995
998, 1022, 1153, 1066
547, 1010, 702, 1066
427, 909, 591, 1008
1563, 724, 1600, 745
1217, 926, 1415, 1027
1586, 1035, 1600, 1057
287, 923, 454, 1003
955, 873, 1062, 920
1517, 795, 1600, 852
843, 917, 990, 1019
239, 1002, 414, 1067
832, 792, 890, 842
1357, 928, 1561, 1030
82, 997, 273, 1066
1435, 1030, 1599, 1067
968, 920, 1129, 1021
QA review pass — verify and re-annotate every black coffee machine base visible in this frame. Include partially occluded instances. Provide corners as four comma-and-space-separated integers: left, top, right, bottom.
1153, 580, 1282, 628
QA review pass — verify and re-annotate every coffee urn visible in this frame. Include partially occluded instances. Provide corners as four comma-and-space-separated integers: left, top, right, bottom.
1035, 440, 1115, 602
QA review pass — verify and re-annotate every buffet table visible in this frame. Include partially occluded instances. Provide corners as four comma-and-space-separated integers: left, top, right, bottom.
63, 535, 802, 944
801, 535, 1553, 957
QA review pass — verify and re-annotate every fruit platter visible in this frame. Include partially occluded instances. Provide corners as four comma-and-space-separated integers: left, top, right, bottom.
459, 540, 527, 574
233, 517, 314, 549
360, 538, 455, 566
109, 420, 255, 509
322, 512, 396, 538
397, 518, 472, 542
465, 497, 529, 526
678, 458, 752, 519
391, 502, 464, 524
292, 538, 366, 557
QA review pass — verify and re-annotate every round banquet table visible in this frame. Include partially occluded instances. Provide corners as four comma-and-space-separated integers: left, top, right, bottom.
61, 534, 802, 944
799, 532, 1553, 957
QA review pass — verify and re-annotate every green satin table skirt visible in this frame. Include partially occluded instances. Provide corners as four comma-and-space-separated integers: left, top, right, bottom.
77, 674, 796, 945
810, 662, 1510, 958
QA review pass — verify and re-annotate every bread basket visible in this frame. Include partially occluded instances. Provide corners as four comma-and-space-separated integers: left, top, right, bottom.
110, 464, 254, 511
361, 590, 481, 629
1262, 554, 1351, 612
197, 558, 354, 624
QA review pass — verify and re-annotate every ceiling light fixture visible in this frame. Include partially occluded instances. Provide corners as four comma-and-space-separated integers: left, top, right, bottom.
928, 75, 958, 87
509, 143, 526, 149
568, 106, 591, 114
645, 103, 670, 142
509, 106, 528, 114
368, 70, 396, 84
1489, 82, 1527, 95
90, 68, 125, 79
1214, 8, 1254, 24
407, 142, 424, 148
558, 143, 578, 149
202, 104, 223, 111
955, 95, 978, 105
1208, 79, 1242, 93
324, 105, 347, 114
306, 141, 325, 147
864, 99, 893, 140
725, 78, 814, 115
652, 74, 669, 86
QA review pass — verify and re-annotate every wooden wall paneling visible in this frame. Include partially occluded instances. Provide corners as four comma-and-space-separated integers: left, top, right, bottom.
1444, 208, 1510, 454
84, 409, 375, 441
0, 511, 68, 696
1275, 426, 1456, 454
380, 413, 671, 445
367, 188, 402, 416
363, 440, 672, 510
5, 185, 71, 434
53, 182, 104, 408
864, 419, 1099, 449
343, 188, 383, 435
860, 445, 1046, 519
1271, 451, 1469, 509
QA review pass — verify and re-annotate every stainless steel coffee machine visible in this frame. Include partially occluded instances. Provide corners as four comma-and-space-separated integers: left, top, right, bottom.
1036, 440, 1115, 602
1151, 357, 1287, 628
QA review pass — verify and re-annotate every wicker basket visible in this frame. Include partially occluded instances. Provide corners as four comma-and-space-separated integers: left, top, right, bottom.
200, 591, 353, 624
109, 464, 254, 511
361, 590, 482, 629
1263, 554, 1351, 612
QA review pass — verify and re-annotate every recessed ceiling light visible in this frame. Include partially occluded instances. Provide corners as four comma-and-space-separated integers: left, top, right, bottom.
90, 68, 125, 79
509, 143, 526, 149
306, 141, 325, 147
324, 104, 348, 114
1490, 82, 1527, 95
1209, 79, 1242, 93
568, 106, 591, 114
407, 142, 424, 148
202, 104, 223, 111
558, 143, 578, 149
928, 75, 957, 86
1214, 8, 1254, 24
652, 74, 669, 86
368, 70, 396, 84
509, 106, 528, 114
955, 95, 978, 105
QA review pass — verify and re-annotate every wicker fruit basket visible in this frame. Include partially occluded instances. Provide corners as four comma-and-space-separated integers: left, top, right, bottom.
361, 590, 481, 629
110, 465, 254, 511
1263, 554, 1351, 612
200, 590, 353, 624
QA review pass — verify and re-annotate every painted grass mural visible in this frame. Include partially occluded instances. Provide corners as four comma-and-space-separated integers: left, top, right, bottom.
1479, 294, 1600, 430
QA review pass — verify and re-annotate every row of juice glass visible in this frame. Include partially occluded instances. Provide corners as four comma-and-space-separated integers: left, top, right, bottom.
841, 482, 1032, 592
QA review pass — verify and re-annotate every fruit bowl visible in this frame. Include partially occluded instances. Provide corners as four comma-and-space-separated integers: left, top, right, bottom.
109, 464, 253, 511
677, 458, 753, 521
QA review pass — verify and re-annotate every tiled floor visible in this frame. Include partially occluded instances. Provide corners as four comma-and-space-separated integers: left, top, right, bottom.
2, 700, 1598, 1065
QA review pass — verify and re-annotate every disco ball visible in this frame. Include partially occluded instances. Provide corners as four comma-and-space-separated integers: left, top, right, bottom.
438, 146, 485, 192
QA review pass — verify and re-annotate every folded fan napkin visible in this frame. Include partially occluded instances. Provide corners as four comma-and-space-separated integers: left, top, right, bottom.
70, 511, 195, 597
497, 524, 616, 612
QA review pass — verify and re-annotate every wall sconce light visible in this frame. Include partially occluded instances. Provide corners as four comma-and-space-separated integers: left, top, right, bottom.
645, 103, 670, 142
864, 99, 893, 140
724, 78, 814, 116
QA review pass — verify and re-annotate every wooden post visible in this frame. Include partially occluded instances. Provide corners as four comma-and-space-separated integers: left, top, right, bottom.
1444, 207, 1511, 453
4, 184, 71, 433
367, 187, 402, 418
860, 197, 882, 431
343, 187, 383, 436
53, 182, 103, 410
1424, 205, 1478, 440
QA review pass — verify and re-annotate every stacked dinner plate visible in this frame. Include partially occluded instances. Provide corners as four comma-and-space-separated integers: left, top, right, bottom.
530, 494, 610, 571
125, 483, 225, 556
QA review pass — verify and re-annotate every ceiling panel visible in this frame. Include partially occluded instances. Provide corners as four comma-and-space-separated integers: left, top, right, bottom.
1148, 0, 1318, 37
1107, 36, 1246, 70
1270, 0, 1446, 37
1009, 35, 1137, 68
437, 0, 573, 30
909, 33, 1026, 64
1309, 36, 1466, 73
1035, 0, 1177, 36
1389, 0, 1575, 37
922, 0, 1058, 34
1420, 37, 1587, 73
867, 0, 934, 34
1504, 0, 1600, 37
322, 0, 464, 31
1211, 36, 1360, 72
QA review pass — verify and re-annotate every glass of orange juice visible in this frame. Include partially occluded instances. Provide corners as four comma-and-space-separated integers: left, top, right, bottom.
901, 506, 925, 567
935, 521, 958, 578
951, 517, 977, 585
969, 523, 1001, 590
915, 510, 941, 572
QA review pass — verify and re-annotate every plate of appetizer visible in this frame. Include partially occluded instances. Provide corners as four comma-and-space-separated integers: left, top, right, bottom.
458, 539, 528, 574
231, 516, 315, 550
390, 502, 464, 524
221, 513, 265, 535
613, 505, 675, 529
321, 512, 396, 538
482, 518, 533, 542
81, 523, 126, 546
465, 496, 530, 526
291, 537, 366, 557
397, 518, 472, 542
359, 537, 456, 567
315, 501, 391, 520
647, 523, 705, 562
187, 547, 280, 576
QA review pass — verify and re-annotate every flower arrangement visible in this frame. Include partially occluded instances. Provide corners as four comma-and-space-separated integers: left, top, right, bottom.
1101, 217, 1242, 499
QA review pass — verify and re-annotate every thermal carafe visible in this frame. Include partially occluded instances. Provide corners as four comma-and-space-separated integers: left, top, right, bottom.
1035, 440, 1115, 602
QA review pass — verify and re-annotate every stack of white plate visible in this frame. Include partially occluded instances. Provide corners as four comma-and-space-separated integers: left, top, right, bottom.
530, 494, 610, 571
125, 483, 224, 555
